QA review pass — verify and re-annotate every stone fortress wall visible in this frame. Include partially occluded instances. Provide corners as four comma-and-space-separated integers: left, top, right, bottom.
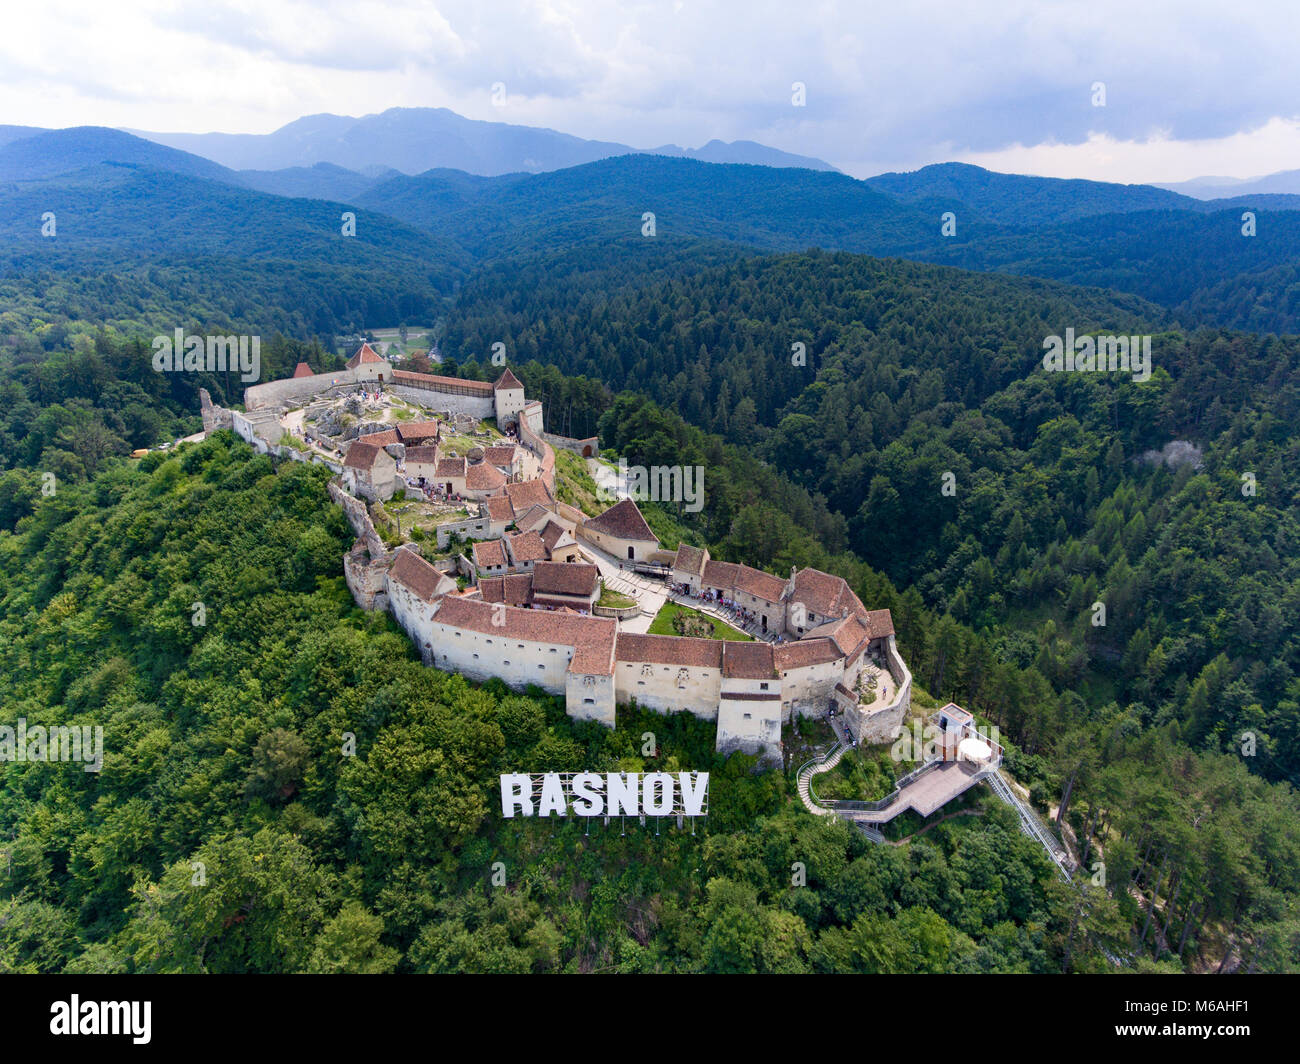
386, 384, 494, 421
200, 349, 912, 768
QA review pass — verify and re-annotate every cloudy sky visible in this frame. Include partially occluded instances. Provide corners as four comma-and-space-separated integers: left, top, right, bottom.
4, 0, 1299, 182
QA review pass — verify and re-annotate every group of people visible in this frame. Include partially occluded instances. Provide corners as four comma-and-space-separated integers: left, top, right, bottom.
826, 705, 858, 748
668, 583, 787, 643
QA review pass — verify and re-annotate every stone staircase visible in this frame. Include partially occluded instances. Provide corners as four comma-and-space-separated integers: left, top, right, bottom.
796, 742, 845, 816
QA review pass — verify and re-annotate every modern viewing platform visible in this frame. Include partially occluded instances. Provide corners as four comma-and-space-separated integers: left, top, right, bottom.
797, 713, 1003, 829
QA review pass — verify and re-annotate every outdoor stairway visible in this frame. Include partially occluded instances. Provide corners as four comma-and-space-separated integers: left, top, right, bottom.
796, 742, 845, 815
984, 770, 1074, 880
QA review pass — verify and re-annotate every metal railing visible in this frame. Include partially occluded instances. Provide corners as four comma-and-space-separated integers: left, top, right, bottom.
811, 755, 943, 811
985, 770, 1074, 880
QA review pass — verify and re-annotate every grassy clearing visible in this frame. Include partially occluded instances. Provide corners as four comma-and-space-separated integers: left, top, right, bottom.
597, 583, 637, 609
648, 602, 752, 641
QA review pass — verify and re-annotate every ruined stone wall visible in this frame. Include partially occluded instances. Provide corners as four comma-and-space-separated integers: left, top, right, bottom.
343, 540, 391, 612
517, 420, 556, 493
850, 636, 912, 745
385, 385, 494, 421
435, 514, 493, 550
542, 432, 599, 459
199, 388, 234, 434
244, 369, 366, 411
328, 480, 388, 561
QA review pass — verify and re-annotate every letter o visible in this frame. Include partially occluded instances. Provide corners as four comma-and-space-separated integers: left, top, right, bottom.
643, 772, 674, 816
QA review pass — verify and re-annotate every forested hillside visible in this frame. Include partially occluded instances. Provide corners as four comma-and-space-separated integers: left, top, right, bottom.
443, 250, 1300, 788
2, 126, 1299, 973
0, 434, 1100, 974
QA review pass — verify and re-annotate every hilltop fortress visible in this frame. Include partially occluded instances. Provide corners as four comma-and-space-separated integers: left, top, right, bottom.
202, 345, 913, 766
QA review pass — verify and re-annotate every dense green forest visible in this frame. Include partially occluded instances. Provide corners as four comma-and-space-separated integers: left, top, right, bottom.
2, 135, 1299, 971
443, 250, 1300, 785
0, 434, 1109, 973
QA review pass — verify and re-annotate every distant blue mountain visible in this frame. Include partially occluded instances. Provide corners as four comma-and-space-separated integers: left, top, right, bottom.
0, 126, 234, 183
1158, 169, 1300, 200
124, 106, 837, 177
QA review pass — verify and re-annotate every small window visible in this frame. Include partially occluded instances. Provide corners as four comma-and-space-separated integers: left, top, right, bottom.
743, 713, 752, 720
583, 698, 594, 704
760, 683, 769, 690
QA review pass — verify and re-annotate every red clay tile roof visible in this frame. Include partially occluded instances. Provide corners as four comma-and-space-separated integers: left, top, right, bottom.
531, 561, 598, 597
484, 445, 519, 468
435, 457, 467, 478
494, 368, 523, 391
433, 596, 615, 651
701, 559, 740, 589
721, 641, 777, 679
585, 498, 657, 542
466, 462, 507, 491
804, 614, 868, 659
615, 633, 723, 668
733, 564, 788, 603
346, 342, 386, 369
476, 573, 533, 606
343, 441, 391, 470
389, 549, 453, 602
292, 361, 314, 378
485, 495, 515, 523
672, 543, 707, 576
391, 370, 494, 396
397, 421, 440, 443
568, 638, 615, 675
720, 690, 781, 701
404, 445, 441, 464
862, 608, 895, 639
538, 519, 569, 553
472, 539, 507, 569
503, 479, 552, 513
791, 567, 857, 619
774, 638, 843, 670
512, 502, 551, 530
505, 530, 547, 564
356, 429, 400, 448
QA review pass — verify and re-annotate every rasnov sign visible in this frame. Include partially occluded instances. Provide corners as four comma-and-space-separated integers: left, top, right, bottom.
501, 772, 709, 818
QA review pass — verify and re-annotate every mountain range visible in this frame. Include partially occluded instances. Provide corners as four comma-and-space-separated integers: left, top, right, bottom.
124, 106, 837, 177
1158, 168, 1300, 200
4, 120, 1300, 335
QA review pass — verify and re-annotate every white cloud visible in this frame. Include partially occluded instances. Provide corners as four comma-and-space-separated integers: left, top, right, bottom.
953, 118, 1300, 186
1, 0, 1298, 180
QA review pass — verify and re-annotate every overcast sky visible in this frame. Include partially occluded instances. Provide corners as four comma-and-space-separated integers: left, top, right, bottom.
5, 0, 1299, 183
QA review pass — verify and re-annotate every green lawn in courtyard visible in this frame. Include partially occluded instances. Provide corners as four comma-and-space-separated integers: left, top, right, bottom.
648, 601, 753, 641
